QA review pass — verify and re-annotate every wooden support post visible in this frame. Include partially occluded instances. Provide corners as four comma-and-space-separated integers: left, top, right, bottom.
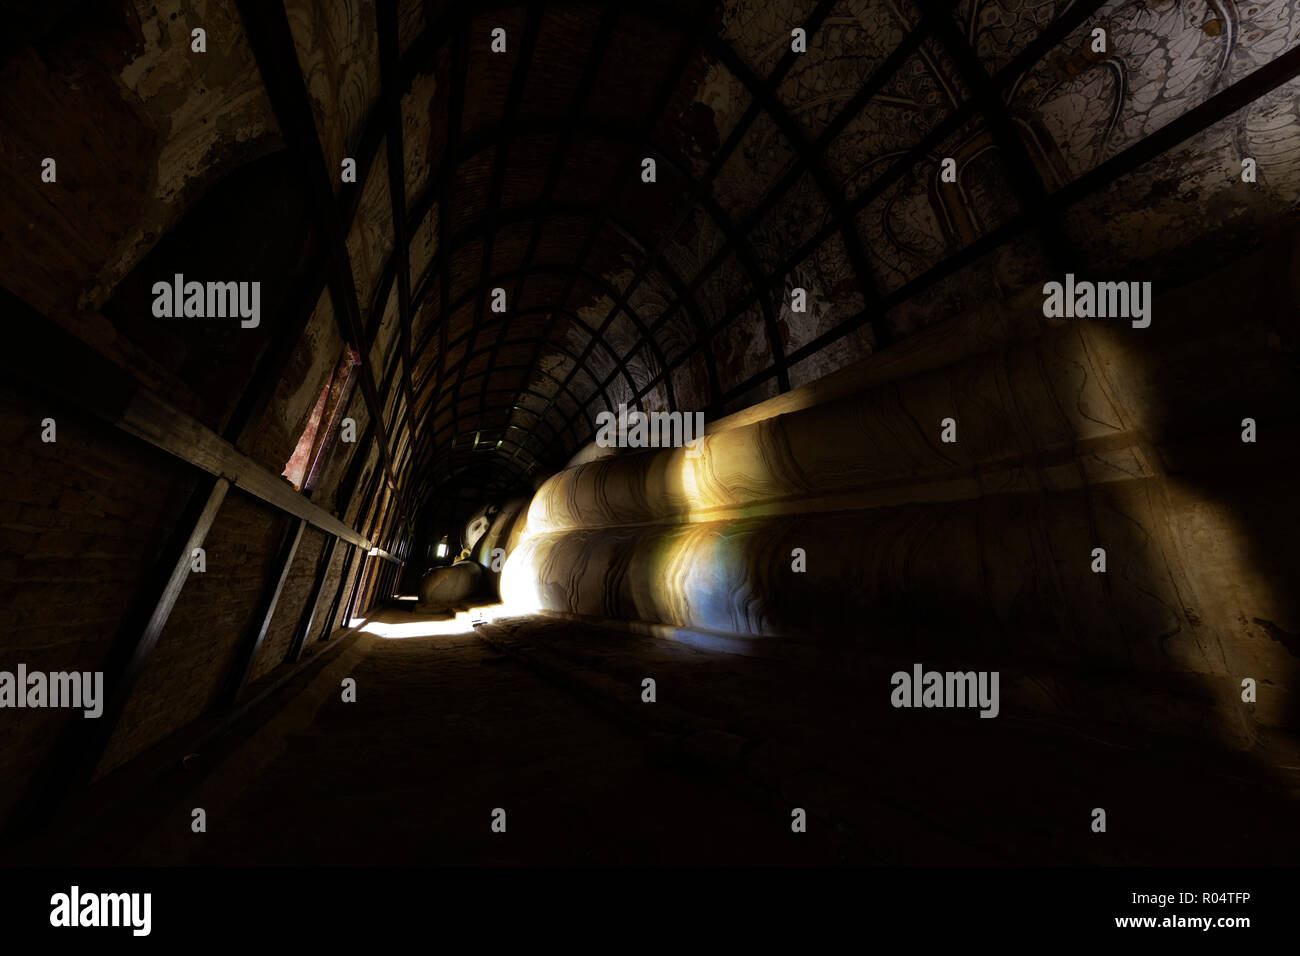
5, 290, 374, 550
6, 475, 230, 835
376, 0, 418, 432
226, 517, 306, 707
319, 543, 358, 643
358, 559, 378, 618
120, 389, 369, 547
343, 551, 369, 628
105, 477, 231, 729
235, 0, 403, 491
286, 535, 339, 664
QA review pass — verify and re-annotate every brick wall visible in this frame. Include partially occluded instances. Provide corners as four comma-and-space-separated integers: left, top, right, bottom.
248, 525, 328, 684
97, 491, 289, 776
310, 541, 357, 642
0, 384, 190, 821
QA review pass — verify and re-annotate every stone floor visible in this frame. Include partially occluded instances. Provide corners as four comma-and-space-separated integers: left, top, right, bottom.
118, 608, 840, 865
74, 604, 1300, 865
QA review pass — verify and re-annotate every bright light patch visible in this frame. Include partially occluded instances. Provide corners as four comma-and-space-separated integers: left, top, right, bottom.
358, 603, 507, 639
498, 541, 545, 612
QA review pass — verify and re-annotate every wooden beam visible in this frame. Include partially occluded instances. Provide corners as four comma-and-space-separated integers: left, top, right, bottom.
6, 289, 375, 549
119, 389, 371, 548
7, 626, 367, 863
916, 0, 1074, 269
4, 474, 229, 835
286, 535, 338, 664
376, 0, 418, 442
340, 467, 385, 626
343, 552, 369, 626
120, 478, 231, 712
343, 554, 369, 629
226, 517, 307, 707
319, 543, 359, 643
235, 0, 404, 494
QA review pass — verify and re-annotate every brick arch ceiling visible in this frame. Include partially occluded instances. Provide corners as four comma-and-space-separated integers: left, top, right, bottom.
280, 0, 1300, 520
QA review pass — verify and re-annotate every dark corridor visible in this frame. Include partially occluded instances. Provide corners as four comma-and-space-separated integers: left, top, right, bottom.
2, 0, 1299, 939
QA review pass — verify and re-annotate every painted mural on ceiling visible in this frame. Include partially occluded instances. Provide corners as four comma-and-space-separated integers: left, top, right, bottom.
3, 0, 1297, 500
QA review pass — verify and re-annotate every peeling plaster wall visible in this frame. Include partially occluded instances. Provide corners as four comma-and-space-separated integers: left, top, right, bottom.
285, 0, 381, 192
0, 382, 193, 824
98, 0, 281, 309
97, 491, 289, 775
0, 1, 388, 816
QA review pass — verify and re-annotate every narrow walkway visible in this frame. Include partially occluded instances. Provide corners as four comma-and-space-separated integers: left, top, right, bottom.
103, 605, 1299, 866
127, 608, 841, 865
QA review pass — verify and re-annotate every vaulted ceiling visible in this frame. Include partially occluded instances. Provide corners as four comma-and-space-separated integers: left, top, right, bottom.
295, 0, 1300, 520
5, 0, 1300, 535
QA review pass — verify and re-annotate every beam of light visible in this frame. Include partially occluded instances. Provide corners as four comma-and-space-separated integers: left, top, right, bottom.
498, 538, 545, 613
355, 603, 507, 639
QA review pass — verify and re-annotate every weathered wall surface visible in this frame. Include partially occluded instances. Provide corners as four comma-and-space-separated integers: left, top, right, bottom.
98, 491, 288, 775
249, 525, 329, 684
0, 383, 193, 823
0, 0, 407, 825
